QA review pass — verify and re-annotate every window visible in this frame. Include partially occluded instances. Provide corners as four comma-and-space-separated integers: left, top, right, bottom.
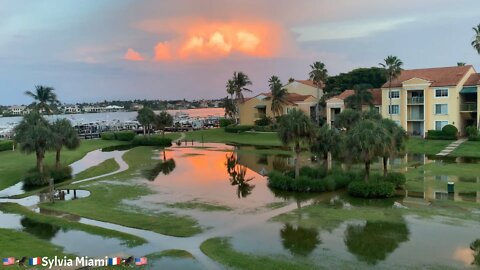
435, 121, 448, 130
435, 89, 448, 97
435, 104, 448, 114
389, 91, 400, 99
389, 105, 400, 115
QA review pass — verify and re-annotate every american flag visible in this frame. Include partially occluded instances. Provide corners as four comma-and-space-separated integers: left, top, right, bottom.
135, 257, 148, 266
2, 257, 15, 266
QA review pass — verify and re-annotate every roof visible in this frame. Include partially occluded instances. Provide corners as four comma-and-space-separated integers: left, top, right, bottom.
464, 73, 480, 86
382, 65, 474, 88
243, 92, 315, 105
328, 88, 382, 105
288, 79, 325, 88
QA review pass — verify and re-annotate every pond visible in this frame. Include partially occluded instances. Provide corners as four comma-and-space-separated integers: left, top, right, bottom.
0, 142, 479, 269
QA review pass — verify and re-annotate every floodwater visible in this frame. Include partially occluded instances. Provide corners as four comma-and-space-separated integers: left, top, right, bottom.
0, 143, 479, 269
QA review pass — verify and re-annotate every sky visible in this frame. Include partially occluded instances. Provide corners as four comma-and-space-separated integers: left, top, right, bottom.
1, 0, 480, 105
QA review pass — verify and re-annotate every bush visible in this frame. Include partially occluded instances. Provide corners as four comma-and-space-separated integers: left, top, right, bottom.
252, 125, 277, 132
254, 116, 272, 127
442, 124, 458, 137
23, 165, 73, 187
219, 118, 234, 127
299, 166, 326, 179
114, 131, 136, 141
0, 140, 14, 152
426, 130, 456, 140
347, 179, 395, 198
132, 135, 172, 147
383, 172, 406, 188
268, 170, 357, 193
466, 126, 480, 141
101, 132, 115, 140
224, 125, 254, 133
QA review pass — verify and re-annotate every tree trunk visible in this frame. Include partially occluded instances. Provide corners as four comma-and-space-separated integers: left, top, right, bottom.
36, 152, 44, 174
49, 176, 55, 203
316, 86, 320, 124
323, 152, 329, 171
55, 147, 61, 169
383, 156, 388, 176
143, 126, 146, 135
364, 161, 371, 182
294, 143, 300, 179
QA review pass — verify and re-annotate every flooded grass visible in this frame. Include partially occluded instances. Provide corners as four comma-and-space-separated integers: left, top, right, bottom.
185, 129, 282, 146
166, 200, 233, 212
74, 158, 120, 180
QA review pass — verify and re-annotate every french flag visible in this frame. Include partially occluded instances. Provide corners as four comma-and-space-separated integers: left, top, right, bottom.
29, 257, 41, 266
135, 257, 148, 266
3, 257, 15, 266
108, 257, 121, 266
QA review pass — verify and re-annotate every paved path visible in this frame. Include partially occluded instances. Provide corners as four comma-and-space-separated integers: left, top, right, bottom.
173, 132, 186, 143
436, 138, 467, 156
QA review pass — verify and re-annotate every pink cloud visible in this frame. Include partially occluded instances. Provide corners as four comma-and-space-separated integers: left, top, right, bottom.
124, 48, 144, 61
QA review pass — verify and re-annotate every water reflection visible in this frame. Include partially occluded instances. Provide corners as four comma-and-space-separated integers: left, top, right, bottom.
144, 159, 177, 181
344, 220, 409, 265
280, 223, 320, 256
21, 217, 61, 240
472, 239, 480, 266
226, 153, 255, 198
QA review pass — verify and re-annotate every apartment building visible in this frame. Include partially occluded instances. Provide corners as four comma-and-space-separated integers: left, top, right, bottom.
381, 65, 479, 136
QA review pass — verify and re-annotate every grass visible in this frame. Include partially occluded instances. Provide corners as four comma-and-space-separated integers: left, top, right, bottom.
200, 237, 318, 270
0, 228, 68, 259
166, 200, 232, 212
41, 146, 202, 237
149, 249, 195, 259
0, 139, 126, 190
184, 128, 281, 146
451, 141, 480, 157
0, 203, 146, 247
405, 138, 452, 155
74, 158, 120, 180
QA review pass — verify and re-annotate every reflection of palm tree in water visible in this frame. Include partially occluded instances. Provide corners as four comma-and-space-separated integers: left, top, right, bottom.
143, 151, 176, 181
471, 239, 480, 265
280, 223, 321, 256
225, 153, 255, 198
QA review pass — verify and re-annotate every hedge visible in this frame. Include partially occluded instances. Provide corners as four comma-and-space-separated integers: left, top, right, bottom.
101, 131, 136, 141
426, 130, 456, 140
101, 132, 115, 140
219, 118, 234, 127
347, 180, 395, 198
224, 125, 254, 133
0, 140, 14, 152
23, 165, 73, 187
132, 135, 172, 147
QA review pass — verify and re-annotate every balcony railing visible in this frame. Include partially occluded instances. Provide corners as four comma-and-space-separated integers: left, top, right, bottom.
460, 103, 477, 112
408, 114, 424, 121
407, 97, 424, 105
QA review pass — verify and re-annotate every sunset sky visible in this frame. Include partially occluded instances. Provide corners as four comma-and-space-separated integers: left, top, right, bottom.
1, 0, 480, 104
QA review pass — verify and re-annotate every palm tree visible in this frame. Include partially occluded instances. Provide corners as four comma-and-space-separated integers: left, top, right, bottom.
51, 119, 80, 169
268, 76, 288, 118
225, 79, 237, 120
380, 119, 407, 176
345, 84, 374, 110
231, 71, 252, 123
311, 124, 342, 170
472, 24, 480, 54
309, 61, 328, 124
345, 120, 390, 181
136, 107, 156, 135
278, 109, 316, 179
334, 109, 361, 131
380, 56, 403, 119
226, 79, 236, 100
154, 111, 173, 136
25, 86, 60, 114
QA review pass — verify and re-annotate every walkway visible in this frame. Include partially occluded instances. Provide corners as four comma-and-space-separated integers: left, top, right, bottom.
436, 138, 467, 156
173, 132, 186, 143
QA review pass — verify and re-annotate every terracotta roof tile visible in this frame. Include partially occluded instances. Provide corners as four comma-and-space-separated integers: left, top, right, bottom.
464, 73, 480, 86
295, 80, 324, 88
328, 88, 381, 105
243, 92, 314, 105
382, 65, 473, 88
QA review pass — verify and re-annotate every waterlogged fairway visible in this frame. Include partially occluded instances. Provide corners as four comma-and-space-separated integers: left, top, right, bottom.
41, 146, 202, 237
185, 129, 282, 146
73, 158, 120, 181
0, 228, 68, 259
0, 139, 127, 190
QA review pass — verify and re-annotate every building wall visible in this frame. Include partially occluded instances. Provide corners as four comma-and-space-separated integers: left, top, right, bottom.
284, 82, 322, 99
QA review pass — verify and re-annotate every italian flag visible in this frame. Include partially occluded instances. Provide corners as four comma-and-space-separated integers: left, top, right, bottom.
29, 257, 41, 266
108, 257, 121, 266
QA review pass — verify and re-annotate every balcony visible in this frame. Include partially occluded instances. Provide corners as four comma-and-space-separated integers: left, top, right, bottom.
460, 103, 477, 112
254, 113, 266, 118
408, 114, 424, 121
407, 97, 424, 105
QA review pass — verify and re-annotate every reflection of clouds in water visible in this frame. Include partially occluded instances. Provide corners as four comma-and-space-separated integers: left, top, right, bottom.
453, 247, 474, 266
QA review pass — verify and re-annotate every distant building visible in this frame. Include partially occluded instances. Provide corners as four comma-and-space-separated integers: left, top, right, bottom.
283, 80, 323, 99
8, 105, 28, 115
105, 105, 124, 112
130, 103, 144, 111
326, 89, 382, 127
63, 104, 81, 114
83, 106, 104, 113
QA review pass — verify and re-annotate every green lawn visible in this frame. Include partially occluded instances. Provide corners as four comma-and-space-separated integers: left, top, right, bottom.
405, 138, 452, 155
74, 158, 120, 180
0, 139, 126, 190
184, 129, 281, 146
41, 146, 202, 237
0, 228, 68, 259
0, 203, 146, 247
451, 141, 480, 157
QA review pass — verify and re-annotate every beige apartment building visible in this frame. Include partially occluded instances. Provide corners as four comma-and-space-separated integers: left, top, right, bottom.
381, 65, 479, 136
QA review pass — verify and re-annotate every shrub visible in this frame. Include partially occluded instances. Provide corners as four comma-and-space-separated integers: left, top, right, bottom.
466, 126, 479, 137
254, 116, 272, 127
426, 130, 456, 140
252, 125, 276, 132
0, 140, 14, 152
23, 168, 48, 186
132, 135, 172, 147
299, 166, 326, 179
268, 170, 357, 193
101, 132, 115, 140
114, 131, 136, 141
383, 172, 406, 188
219, 118, 234, 127
23, 165, 73, 187
442, 124, 458, 137
224, 125, 254, 133
347, 179, 395, 198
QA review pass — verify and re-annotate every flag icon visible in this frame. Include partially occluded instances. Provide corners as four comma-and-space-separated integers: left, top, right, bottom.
29, 257, 41, 266
2, 258, 15, 266
135, 257, 148, 266
108, 257, 121, 266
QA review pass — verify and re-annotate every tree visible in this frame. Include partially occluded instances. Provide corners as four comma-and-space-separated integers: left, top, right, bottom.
225, 153, 255, 198
136, 107, 156, 135
268, 76, 288, 118
311, 124, 342, 170
280, 223, 320, 256
51, 119, 80, 169
334, 109, 361, 131
380, 119, 407, 175
472, 24, 480, 54
309, 61, 328, 124
278, 109, 316, 179
25, 85, 60, 114
344, 84, 374, 110
380, 56, 403, 119
324, 67, 387, 94
223, 96, 236, 119
230, 71, 252, 123
345, 120, 390, 181
288, 77, 295, 83
155, 111, 173, 135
